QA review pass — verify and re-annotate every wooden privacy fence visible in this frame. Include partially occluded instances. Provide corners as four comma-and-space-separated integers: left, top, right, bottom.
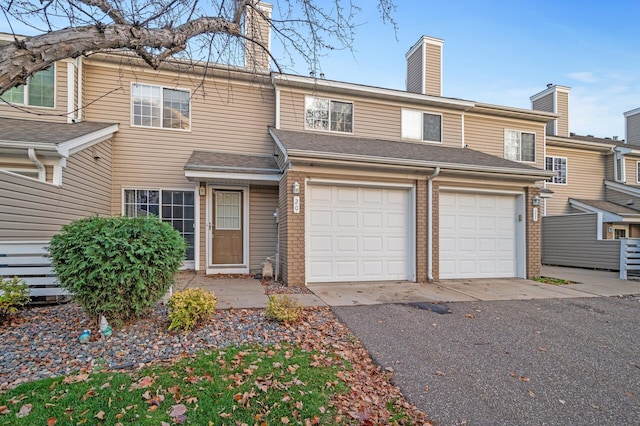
0, 241, 69, 297
620, 238, 640, 280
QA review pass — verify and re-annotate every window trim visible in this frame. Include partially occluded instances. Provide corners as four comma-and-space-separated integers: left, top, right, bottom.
0, 64, 56, 109
122, 187, 196, 263
545, 156, 568, 185
636, 161, 640, 184
401, 108, 443, 143
303, 95, 354, 134
504, 129, 536, 163
130, 82, 192, 132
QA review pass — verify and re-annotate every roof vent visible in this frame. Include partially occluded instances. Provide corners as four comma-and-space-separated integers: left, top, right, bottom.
547, 83, 553, 88
570, 132, 576, 136
613, 136, 619, 141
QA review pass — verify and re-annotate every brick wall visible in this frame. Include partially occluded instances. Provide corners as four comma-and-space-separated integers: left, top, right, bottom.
415, 179, 427, 282
526, 186, 542, 278
431, 181, 440, 281
279, 170, 306, 286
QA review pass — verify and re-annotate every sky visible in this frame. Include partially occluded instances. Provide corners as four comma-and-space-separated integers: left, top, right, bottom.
270, 0, 640, 140
2, 1, 638, 138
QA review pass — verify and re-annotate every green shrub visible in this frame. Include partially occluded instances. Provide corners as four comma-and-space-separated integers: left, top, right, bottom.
0, 276, 30, 324
48, 216, 186, 327
167, 288, 217, 331
265, 295, 302, 323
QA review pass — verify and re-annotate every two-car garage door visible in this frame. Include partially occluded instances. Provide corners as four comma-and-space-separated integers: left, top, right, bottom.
439, 192, 519, 279
306, 184, 413, 283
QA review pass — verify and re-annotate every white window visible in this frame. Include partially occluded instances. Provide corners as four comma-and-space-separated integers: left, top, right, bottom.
131, 83, 190, 130
545, 156, 567, 184
1, 66, 55, 107
304, 96, 353, 133
215, 192, 241, 230
401, 109, 442, 142
124, 189, 195, 260
614, 152, 625, 183
505, 130, 535, 162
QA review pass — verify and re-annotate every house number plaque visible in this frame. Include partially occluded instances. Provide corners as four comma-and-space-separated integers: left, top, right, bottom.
293, 196, 300, 214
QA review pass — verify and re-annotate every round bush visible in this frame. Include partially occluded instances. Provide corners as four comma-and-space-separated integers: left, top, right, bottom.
48, 216, 186, 326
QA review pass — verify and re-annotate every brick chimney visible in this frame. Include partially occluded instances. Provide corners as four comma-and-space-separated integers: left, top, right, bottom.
624, 108, 640, 145
530, 84, 570, 137
406, 36, 443, 97
244, 1, 272, 71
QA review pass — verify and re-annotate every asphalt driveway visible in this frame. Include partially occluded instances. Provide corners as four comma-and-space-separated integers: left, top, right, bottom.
333, 296, 640, 425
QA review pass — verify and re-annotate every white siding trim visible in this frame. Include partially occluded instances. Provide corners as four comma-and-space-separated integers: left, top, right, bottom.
66, 62, 75, 122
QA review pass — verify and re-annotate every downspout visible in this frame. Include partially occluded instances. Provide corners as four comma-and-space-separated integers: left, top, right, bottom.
427, 167, 441, 281
28, 148, 46, 181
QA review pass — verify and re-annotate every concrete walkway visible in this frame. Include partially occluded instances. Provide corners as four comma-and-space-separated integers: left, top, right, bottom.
173, 267, 639, 309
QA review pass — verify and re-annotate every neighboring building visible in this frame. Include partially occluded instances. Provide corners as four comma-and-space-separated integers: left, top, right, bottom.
1, 6, 559, 287
532, 84, 640, 240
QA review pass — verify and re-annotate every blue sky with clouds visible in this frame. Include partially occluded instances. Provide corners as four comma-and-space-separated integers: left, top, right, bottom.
272, 0, 640, 139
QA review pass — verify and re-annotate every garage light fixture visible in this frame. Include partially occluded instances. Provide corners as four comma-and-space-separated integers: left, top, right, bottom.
292, 181, 300, 194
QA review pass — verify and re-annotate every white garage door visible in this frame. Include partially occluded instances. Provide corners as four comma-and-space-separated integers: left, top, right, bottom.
307, 184, 413, 283
439, 192, 518, 279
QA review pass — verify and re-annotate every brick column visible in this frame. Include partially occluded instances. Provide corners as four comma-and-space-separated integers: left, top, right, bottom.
279, 170, 306, 286
431, 181, 440, 281
415, 180, 427, 282
526, 186, 542, 278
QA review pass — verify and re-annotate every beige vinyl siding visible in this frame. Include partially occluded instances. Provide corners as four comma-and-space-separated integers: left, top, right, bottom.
541, 213, 619, 270
624, 157, 640, 186
0, 139, 112, 240
249, 186, 278, 273
544, 145, 606, 215
604, 187, 640, 208
464, 113, 546, 169
626, 113, 640, 145
81, 60, 275, 214
278, 87, 463, 148
556, 91, 569, 137
406, 48, 423, 94
532, 93, 555, 136
0, 62, 69, 122
604, 152, 615, 182
424, 43, 442, 97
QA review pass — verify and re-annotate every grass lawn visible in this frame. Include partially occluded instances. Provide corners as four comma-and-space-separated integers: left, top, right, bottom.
532, 276, 575, 285
0, 343, 422, 425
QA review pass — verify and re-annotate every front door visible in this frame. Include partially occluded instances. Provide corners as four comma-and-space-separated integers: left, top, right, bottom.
212, 190, 243, 265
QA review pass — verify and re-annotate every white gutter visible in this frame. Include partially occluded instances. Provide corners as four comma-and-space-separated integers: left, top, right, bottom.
286, 149, 554, 179
27, 148, 46, 181
427, 167, 441, 281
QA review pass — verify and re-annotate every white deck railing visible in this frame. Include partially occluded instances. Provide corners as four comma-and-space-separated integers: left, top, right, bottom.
0, 241, 70, 297
619, 238, 640, 280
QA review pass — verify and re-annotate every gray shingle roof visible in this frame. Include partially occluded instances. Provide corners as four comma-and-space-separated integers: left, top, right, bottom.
185, 151, 280, 174
270, 128, 547, 174
571, 199, 640, 216
0, 117, 116, 145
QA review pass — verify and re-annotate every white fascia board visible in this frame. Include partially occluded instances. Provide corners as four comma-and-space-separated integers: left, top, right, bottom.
271, 74, 474, 109
569, 199, 623, 222
530, 85, 571, 103
184, 170, 280, 181
546, 136, 615, 151
57, 124, 119, 157
604, 180, 640, 197
624, 107, 640, 118
287, 149, 554, 179
0, 141, 58, 151
268, 127, 289, 165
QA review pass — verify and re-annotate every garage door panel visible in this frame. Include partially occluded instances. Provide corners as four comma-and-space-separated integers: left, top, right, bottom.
362, 212, 383, 228
440, 192, 517, 279
307, 184, 412, 282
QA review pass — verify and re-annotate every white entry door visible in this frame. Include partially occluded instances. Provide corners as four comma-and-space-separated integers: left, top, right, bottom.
439, 192, 518, 279
306, 184, 414, 282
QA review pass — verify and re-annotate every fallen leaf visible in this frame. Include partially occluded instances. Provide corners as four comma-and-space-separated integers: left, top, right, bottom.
464, 314, 475, 319
519, 376, 530, 382
76, 418, 87, 424
538, 347, 547, 352
0, 406, 8, 415
559, 399, 566, 405
94, 411, 105, 420
281, 417, 290, 424
100, 382, 111, 389
434, 370, 446, 376
219, 412, 232, 418
16, 404, 32, 418
170, 404, 187, 417
47, 418, 57, 426
528, 390, 536, 398
63, 374, 89, 384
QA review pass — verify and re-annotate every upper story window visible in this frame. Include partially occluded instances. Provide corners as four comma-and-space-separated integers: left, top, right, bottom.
131, 83, 190, 130
401, 109, 442, 142
0, 66, 55, 108
545, 156, 567, 184
304, 96, 353, 133
504, 129, 535, 162
636, 161, 640, 184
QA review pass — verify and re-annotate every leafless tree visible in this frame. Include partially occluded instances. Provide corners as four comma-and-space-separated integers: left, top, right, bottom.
0, 0, 397, 95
